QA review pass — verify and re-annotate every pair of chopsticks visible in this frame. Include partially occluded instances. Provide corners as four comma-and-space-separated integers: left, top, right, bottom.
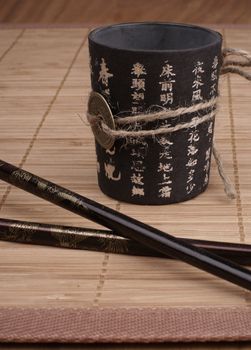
0, 159, 251, 291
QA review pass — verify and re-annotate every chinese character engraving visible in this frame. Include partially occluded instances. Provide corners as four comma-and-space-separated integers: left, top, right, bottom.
132, 186, 145, 197
131, 62, 147, 77
159, 60, 176, 108
160, 61, 176, 78
159, 185, 172, 198
131, 78, 146, 91
104, 162, 121, 181
210, 56, 218, 96
158, 162, 173, 173
98, 58, 113, 86
131, 173, 144, 185
129, 62, 147, 198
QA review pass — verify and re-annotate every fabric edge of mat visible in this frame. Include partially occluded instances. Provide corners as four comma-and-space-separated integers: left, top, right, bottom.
0, 306, 250, 343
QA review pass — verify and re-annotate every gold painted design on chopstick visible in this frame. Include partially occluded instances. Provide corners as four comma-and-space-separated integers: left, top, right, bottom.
51, 227, 86, 248
37, 180, 49, 192
37, 179, 59, 194
7, 222, 36, 242
57, 189, 89, 210
98, 233, 129, 254
10, 169, 32, 184
36, 178, 89, 211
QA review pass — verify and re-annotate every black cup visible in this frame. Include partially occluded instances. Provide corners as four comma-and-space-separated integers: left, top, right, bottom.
88, 22, 222, 204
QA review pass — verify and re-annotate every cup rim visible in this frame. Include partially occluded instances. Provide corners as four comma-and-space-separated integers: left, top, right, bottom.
88, 21, 222, 54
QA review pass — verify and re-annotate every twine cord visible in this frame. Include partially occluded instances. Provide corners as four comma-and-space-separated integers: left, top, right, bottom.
213, 143, 236, 200
221, 47, 251, 80
87, 98, 217, 137
115, 97, 217, 125
100, 109, 217, 138
87, 48, 251, 200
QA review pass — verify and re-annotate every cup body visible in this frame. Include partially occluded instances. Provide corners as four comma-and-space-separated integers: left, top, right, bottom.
88, 22, 222, 204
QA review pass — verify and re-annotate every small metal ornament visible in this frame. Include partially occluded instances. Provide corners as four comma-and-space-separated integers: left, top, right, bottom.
87, 91, 115, 150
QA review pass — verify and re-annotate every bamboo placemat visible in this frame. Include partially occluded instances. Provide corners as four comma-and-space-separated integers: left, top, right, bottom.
0, 26, 251, 344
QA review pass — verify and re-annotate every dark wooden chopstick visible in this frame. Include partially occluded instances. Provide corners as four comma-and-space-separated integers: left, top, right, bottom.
0, 217, 251, 265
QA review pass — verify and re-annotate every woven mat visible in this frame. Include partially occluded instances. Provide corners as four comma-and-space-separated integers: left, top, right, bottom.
0, 26, 251, 344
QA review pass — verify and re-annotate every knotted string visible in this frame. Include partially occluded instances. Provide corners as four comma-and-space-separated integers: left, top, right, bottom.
221, 47, 251, 80
87, 48, 251, 200
88, 104, 217, 138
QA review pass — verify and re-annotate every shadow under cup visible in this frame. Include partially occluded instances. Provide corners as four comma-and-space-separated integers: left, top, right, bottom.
88, 22, 222, 205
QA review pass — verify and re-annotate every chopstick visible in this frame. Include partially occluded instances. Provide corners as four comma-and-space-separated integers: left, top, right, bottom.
0, 159, 251, 291
1, 217, 251, 265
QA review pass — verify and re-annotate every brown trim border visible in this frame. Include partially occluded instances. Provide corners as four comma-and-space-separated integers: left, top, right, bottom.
1, 23, 251, 30
0, 307, 250, 343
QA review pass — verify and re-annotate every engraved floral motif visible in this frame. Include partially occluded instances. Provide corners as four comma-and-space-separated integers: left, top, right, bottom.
7, 223, 35, 242
51, 228, 86, 248
11, 169, 32, 184
97, 233, 129, 254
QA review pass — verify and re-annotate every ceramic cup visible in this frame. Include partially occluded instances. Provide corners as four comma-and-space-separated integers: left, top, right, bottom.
88, 22, 222, 204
